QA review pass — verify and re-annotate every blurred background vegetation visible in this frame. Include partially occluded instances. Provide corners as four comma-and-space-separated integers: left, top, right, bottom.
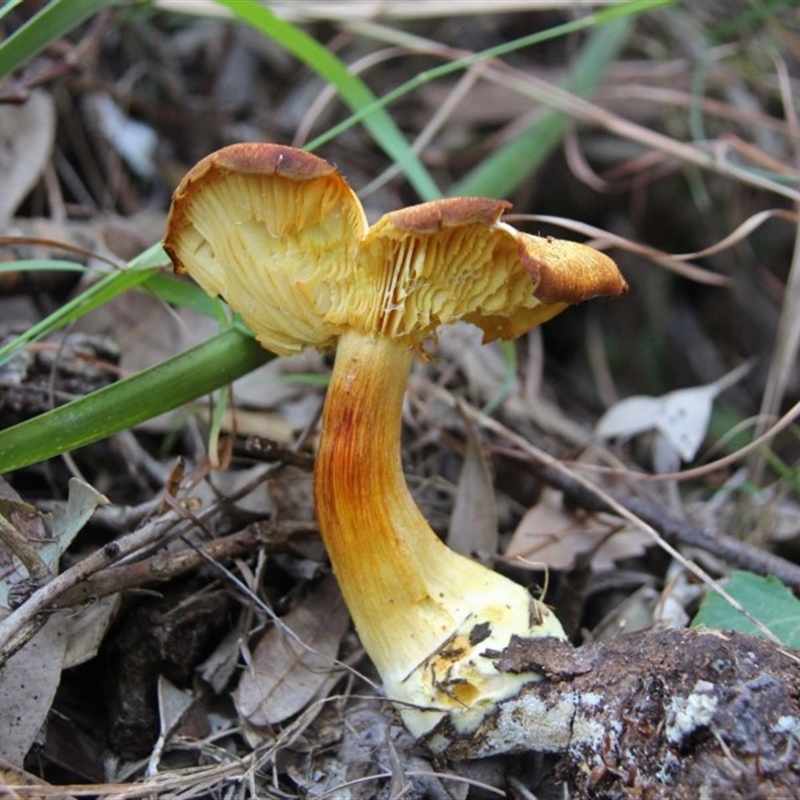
1, 0, 799, 795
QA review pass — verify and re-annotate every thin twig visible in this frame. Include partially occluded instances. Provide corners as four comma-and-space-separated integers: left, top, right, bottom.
0, 511, 182, 666
526, 458, 800, 593
50, 520, 320, 609
0, 463, 287, 663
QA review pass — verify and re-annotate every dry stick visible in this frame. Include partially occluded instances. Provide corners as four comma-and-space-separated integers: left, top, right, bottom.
0, 766, 504, 800
97, 462, 283, 573
313, 771, 505, 800
754, 53, 800, 467
51, 520, 320, 608
510, 208, 800, 287
528, 459, 800, 593
0, 514, 51, 583
483, 61, 800, 204
0, 464, 283, 664
0, 463, 294, 667
51, 526, 259, 607
0, 761, 250, 798
159, 494, 380, 693
341, 23, 800, 203
0, 511, 182, 665
493, 376, 800, 588
359, 62, 482, 196
591, 392, 800, 485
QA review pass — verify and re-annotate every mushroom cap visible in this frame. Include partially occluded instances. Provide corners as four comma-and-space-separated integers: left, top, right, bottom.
165, 143, 368, 355
165, 143, 627, 355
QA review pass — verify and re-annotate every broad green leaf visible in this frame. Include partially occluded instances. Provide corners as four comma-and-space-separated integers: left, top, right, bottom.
691, 571, 800, 649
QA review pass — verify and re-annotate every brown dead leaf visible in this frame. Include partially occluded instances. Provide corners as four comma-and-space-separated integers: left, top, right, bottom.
448, 404, 498, 560
506, 488, 650, 572
234, 574, 349, 728
0, 477, 114, 765
589, 585, 661, 640
0, 614, 67, 764
62, 594, 120, 669
0, 91, 55, 225
0, 599, 121, 765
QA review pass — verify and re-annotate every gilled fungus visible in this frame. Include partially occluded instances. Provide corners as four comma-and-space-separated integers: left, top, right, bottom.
164, 142, 627, 741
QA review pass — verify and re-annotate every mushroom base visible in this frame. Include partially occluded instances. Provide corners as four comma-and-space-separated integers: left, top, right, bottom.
314, 330, 566, 739
387, 592, 566, 739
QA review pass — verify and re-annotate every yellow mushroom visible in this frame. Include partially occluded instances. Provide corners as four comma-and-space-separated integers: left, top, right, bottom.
164, 143, 628, 740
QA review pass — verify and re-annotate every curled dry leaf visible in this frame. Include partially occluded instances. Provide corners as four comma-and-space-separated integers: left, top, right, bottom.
0, 91, 55, 226
596, 362, 752, 465
62, 594, 120, 669
506, 488, 650, 572
0, 478, 112, 765
0, 477, 108, 611
40, 478, 109, 573
447, 406, 498, 561
0, 616, 67, 764
234, 574, 349, 728
0, 598, 121, 765
0, 600, 118, 764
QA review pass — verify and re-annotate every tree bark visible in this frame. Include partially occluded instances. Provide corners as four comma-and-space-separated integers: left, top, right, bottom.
424, 628, 800, 798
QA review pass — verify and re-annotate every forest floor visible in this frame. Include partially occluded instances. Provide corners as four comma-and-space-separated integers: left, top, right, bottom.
1, 1, 800, 798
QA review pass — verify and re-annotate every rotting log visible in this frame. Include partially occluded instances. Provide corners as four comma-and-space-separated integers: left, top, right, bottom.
424, 627, 800, 798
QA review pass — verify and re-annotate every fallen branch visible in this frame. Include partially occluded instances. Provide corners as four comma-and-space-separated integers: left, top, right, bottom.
426, 628, 800, 799
51, 521, 317, 608
0, 511, 183, 667
531, 461, 800, 593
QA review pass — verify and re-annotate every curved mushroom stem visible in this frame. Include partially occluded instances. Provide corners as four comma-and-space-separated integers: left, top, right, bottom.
315, 329, 566, 736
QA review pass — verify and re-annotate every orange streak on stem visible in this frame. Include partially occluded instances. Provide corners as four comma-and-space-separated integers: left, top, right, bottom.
314, 331, 454, 679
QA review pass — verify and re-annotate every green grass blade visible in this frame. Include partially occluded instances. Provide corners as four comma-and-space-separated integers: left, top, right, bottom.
0, 259, 88, 274
0, 0, 115, 81
140, 272, 221, 318
214, 0, 441, 201
0, 327, 273, 473
306, 0, 674, 154
710, 0, 797, 41
450, 15, 633, 198
0, 1, 25, 24
0, 262, 219, 321
0, 243, 168, 368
